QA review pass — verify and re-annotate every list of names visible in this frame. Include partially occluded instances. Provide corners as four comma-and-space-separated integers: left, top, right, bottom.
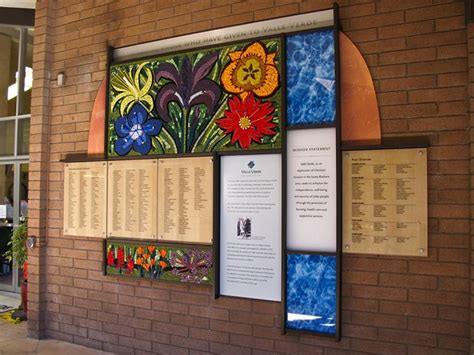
158, 157, 213, 243
343, 148, 427, 256
107, 160, 157, 239
63, 162, 107, 238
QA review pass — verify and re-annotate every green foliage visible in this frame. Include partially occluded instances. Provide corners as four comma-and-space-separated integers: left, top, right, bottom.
3, 220, 28, 269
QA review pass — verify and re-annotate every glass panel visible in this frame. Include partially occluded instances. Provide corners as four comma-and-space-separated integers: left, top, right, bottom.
17, 118, 29, 155
286, 30, 336, 125
0, 164, 14, 289
286, 253, 337, 334
19, 28, 33, 115
18, 163, 28, 287
19, 163, 27, 220
0, 26, 19, 117
0, 119, 15, 156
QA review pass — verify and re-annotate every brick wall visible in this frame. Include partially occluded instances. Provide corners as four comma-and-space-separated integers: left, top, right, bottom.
29, 0, 472, 353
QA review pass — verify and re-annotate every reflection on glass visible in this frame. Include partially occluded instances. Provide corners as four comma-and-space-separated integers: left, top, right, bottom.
20, 163, 28, 219
0, 164, 14, 288
0, 119, 15, 156
19, 28, 33, 115
17, 118, 29, 155
18, 163, 28, 287
0, 26, 19, 117
286, 253, 337, 334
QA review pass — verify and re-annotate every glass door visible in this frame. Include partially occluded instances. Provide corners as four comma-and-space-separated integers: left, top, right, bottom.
0, 163, 14, 291
0, 24, 32, 293
0, 161, 28, 292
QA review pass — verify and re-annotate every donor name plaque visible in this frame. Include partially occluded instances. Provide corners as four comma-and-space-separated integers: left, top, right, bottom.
343, 148, 428, 257
63, 161, 107, 238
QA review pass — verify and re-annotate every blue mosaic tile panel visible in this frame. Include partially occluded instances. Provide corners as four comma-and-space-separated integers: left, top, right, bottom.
286, 253, 336, 334
286, 30, 336, 125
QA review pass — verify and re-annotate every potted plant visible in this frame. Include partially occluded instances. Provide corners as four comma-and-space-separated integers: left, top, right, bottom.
3, 219, 28, 319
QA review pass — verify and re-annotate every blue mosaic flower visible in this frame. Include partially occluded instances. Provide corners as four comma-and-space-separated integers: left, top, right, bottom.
114, 102, 162, 155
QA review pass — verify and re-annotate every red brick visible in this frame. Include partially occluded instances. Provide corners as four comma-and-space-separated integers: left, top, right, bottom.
379, 300, 438, 318
379, 328, 436, 347
409, 289, 469, 307
408, 318, 468, 336
409, 87, 466, 103
351, 339, 406, 353
28, 1, 474, 353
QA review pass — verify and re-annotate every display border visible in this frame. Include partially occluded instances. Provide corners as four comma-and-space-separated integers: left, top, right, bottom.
282, 3, 341, 339
58, 5, 346, 341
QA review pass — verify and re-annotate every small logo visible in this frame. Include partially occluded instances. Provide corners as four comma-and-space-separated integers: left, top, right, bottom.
248, 161, 255, 169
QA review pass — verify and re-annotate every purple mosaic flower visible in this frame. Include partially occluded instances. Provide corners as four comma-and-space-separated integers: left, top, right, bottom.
155, 52, 221, 122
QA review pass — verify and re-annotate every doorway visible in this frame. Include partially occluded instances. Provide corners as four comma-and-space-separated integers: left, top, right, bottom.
0, 23, 32, 292
0, 161, 28, 292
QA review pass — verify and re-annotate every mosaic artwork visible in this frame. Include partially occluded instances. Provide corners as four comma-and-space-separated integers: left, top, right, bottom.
286, 30, 335, 126
286, 253, 336, 334
108, 38, 282, 156
105, 240, 213, 285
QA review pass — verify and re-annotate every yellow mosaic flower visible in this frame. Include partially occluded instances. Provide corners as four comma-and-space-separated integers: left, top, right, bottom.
221, 41, 279, 99
110, 62, 154, 116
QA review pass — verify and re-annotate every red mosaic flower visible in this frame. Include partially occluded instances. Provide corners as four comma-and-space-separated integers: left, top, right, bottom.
126, 256, 134, 274
107, 248, 115, 266
117, 246, 125, 269
216, 93, 276, 149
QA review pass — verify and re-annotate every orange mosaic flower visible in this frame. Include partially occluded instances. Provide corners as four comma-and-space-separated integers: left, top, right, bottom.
136, 257, 144, 265
142, 263, 150, 271
150, 259, 156, 266
159, 249, 167, 258
147, 245, 156, 254
143, 253, 150, 260
159, 260, 167, 269
136, 246, 144, 255
221, 41, 279, 99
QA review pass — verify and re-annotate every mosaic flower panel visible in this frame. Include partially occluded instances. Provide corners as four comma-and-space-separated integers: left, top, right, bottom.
105, 240, 214, 285
286, 30, 336, 126
286, 253, 336, 334
108, 38, 283, 157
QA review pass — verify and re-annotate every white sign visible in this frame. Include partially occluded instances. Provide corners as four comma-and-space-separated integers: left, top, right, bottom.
220, 154, 282, 301
287, 128, 337, 252
114, 10, 333, 61
0, 205, 6, 219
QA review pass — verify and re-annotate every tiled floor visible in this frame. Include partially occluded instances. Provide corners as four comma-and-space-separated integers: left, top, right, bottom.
0, 290, 20, 309
0, 292, 111, 354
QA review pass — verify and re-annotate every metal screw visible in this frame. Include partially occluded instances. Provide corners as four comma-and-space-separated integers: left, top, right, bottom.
419, 248, 424, 254
345, 244, 350, 249
418, 151, 423, 155
344, 153, 349, 158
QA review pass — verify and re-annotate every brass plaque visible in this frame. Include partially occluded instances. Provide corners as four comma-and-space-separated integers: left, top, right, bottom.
107, 159, 158, 239
343, 148, 427, 257
63, 161, 107, 238
157, 156, 213, 244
